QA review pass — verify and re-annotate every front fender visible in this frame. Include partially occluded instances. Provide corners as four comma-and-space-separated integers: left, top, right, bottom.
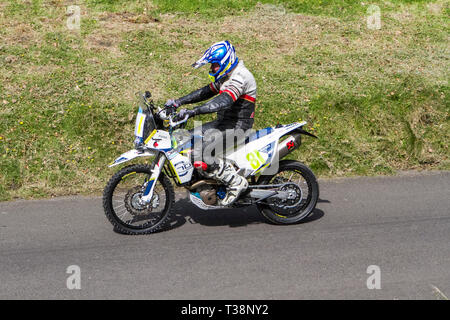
108, 149, 157, 167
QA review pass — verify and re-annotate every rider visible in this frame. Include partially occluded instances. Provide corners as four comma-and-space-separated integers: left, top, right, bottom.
165, 40, 257, 206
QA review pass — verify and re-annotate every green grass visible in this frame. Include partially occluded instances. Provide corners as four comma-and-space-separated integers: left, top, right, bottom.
0, 0, 449, 201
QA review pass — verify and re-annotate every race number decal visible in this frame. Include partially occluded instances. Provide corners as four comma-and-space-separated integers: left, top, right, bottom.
134, 113, 146, 138
246, 150, 266, 170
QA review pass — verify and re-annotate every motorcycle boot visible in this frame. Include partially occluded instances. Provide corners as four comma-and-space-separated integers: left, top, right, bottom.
199, 158, 248, 206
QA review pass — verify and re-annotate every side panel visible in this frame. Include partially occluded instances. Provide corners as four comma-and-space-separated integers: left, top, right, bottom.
225, 122, 307, 176
226, 135, 278, 176
168, 152, 194, 184
145, 130, 172, 151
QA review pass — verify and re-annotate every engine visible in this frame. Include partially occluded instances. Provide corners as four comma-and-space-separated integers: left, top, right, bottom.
189, 180, 227, 206
198, 185, 217, 205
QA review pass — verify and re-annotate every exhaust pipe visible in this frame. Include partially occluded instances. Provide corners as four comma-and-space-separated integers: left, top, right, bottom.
277, 133, 302, 159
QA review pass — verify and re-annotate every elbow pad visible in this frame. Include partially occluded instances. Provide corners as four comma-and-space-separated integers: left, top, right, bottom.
193, 93, 234, 115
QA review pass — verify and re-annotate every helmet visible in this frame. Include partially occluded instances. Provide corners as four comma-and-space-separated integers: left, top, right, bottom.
192, 40, 238, 82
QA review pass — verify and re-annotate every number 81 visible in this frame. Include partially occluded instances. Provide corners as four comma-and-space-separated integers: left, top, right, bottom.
246, 150, 265, 169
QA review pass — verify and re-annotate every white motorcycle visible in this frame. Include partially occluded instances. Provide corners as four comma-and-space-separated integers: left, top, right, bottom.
103, 92, 319, 234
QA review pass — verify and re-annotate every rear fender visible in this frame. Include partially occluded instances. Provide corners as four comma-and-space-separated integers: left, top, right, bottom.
291, 127, 318, 139
276, 126, 317, 159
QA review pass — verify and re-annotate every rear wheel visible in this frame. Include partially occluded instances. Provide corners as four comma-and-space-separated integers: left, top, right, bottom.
103, 164, 175, 234
257, 160, 319, 224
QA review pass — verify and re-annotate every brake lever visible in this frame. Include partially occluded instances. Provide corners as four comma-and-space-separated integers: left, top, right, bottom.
158, 105, 177, 119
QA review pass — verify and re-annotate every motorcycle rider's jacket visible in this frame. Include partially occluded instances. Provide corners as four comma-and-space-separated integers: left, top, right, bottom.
176, 60, 257, 131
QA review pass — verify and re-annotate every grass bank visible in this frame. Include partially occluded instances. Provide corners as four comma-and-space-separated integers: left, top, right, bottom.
0, 0, 448, 201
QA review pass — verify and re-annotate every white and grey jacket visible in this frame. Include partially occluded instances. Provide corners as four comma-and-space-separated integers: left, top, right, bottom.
176, 60, 257, 130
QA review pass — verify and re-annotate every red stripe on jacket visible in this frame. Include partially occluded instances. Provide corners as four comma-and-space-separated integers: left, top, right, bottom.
220, 90, 237, 101
240, 94, 256, 103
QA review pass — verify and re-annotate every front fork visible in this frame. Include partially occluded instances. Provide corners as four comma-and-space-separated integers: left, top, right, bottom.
140, 152, 166, 203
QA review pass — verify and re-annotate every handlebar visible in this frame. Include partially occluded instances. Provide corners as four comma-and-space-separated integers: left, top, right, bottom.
157, 106, 189, 128
169, 114, 189, 127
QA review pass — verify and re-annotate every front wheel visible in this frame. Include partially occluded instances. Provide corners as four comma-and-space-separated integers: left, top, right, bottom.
103, 164, 175, 235
257, 160, 319, 225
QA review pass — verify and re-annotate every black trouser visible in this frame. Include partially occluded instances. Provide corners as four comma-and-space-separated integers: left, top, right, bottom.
189, 120, 252, 168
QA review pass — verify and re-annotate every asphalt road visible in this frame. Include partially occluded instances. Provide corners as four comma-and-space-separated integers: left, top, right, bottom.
1, 171, 449, 300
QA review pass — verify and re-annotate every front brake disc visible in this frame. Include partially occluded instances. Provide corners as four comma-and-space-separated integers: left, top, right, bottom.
124, 186, 152, 216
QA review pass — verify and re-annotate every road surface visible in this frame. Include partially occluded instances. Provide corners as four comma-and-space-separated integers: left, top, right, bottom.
1, 171, 449, 300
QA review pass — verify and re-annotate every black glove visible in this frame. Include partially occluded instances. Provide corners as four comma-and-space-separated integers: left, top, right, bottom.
164, 99, 180, 109
175, 108, 196, 122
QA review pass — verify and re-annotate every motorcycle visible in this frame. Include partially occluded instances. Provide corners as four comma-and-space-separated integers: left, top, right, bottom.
103, 92, 319, 234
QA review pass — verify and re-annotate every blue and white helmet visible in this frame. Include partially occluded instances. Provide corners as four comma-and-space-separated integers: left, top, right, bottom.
192, 40, 238, 82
